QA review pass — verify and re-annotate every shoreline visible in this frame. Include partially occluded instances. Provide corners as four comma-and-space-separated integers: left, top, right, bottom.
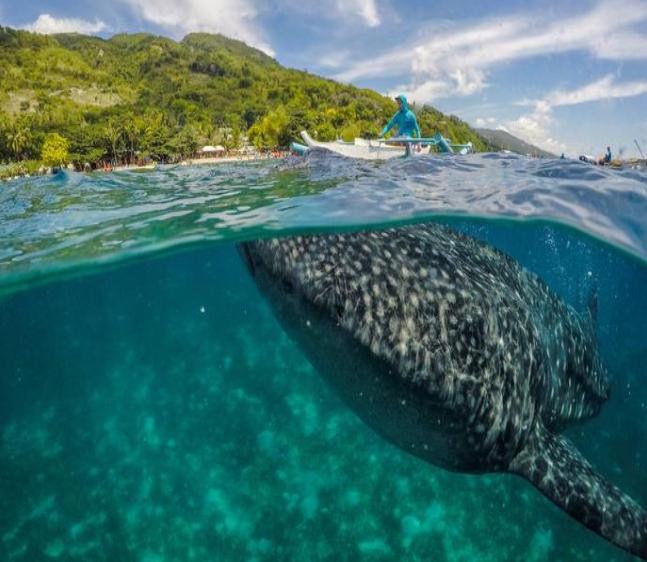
185, 155, 268, 166
112, 155, 268, 171
2, 153, 645, 182
0, 154, 285, 181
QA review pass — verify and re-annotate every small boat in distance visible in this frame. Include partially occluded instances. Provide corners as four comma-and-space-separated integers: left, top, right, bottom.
578, 154, 623, 168
292, 131, 473, 160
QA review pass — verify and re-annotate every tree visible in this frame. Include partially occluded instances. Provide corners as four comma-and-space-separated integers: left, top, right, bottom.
167, 125, 199, 160
140, 111, 173, 161
6, 119, 32, 160
223, 125, 242, 150
248, 107, 289, 149
284, 108, 314, 143
41, 133, 70, 167
0, 112, 9, 161
121, 114, 147, 164
67, 123, 107, 167
103, 120, 123, 164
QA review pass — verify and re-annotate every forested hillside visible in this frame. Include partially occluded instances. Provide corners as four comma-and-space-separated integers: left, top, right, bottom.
0, 26, 492, 167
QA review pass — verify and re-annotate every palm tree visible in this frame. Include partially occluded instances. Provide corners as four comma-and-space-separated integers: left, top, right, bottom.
104, 120, 122, 166
121, 117, 139, 165
6, 121, 31, 160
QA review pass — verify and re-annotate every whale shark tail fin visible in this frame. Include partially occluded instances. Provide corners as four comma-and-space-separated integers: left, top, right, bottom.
510, 424, 647, 560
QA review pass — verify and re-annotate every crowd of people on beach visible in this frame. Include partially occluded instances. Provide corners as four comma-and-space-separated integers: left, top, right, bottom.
88, 149, 292, 173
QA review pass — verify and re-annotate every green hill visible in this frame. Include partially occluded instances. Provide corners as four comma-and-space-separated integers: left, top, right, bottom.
475, 128, 556, 158
0, 26, 493, 167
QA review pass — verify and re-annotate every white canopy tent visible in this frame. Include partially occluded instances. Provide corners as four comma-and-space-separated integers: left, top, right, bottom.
200, 145, 226, 154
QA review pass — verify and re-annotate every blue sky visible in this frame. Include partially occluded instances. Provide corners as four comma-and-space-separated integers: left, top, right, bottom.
2, 0, 647, 158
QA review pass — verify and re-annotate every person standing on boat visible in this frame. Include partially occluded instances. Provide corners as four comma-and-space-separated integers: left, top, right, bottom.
380, 94, 421, 154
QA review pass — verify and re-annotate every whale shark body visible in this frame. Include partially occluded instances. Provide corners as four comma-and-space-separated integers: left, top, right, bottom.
240, 222, 647, 559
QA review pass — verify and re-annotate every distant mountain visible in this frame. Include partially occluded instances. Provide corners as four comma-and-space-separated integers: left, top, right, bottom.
476, 128, 557, 158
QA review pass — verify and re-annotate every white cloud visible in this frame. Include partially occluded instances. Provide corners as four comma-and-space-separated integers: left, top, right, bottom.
116, 0, 275, 56
547, 74, 647, 107
474, 117, 497, 127
394, 90, 568, 153
275, 0, 383, 28
450, 68, 487, 96
25, 14, 107, 35
388, 80, 453, 102
318, 49, 352, 69
503, 73, 647, 154
503, 101, 566, 154
591, 31, 647, 60
335, 0, 647, 102
341, 0, 381, 27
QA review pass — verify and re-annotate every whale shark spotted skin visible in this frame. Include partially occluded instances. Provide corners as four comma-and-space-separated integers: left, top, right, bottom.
240, 223, 647, 559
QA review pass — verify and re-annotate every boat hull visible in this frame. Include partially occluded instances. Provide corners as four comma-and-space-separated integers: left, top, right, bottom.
299, 131, 427, 160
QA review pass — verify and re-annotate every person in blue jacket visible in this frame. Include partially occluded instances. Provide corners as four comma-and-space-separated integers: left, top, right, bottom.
598, 146, 612, 165
380, 94, 421, 139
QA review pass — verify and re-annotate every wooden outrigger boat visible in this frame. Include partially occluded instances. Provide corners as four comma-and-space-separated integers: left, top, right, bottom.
291, 131, 473, 160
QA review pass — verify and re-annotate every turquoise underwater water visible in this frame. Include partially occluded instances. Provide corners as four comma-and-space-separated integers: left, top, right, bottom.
0, 152, 646, 561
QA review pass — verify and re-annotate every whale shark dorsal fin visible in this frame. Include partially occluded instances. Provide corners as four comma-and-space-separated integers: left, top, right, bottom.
587, 283, 598, 326
510, 424, 647, 559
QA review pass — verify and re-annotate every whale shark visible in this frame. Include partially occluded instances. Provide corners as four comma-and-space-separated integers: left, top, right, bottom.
239, 222, 647, 559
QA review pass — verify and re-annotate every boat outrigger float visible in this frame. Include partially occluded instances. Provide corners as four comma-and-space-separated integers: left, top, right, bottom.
291, 131, 473, 160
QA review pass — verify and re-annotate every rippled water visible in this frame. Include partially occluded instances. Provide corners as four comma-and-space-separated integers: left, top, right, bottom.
1, 151, 645, 292
0, 152, 646, 562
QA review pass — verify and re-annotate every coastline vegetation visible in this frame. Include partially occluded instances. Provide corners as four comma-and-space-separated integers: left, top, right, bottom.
0, 26, 493, 177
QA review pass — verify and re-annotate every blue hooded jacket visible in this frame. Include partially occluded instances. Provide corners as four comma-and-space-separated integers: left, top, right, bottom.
380, 94, 421, 138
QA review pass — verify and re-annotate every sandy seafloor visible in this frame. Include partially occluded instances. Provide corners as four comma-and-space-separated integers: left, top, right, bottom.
1, 235, 645, 562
